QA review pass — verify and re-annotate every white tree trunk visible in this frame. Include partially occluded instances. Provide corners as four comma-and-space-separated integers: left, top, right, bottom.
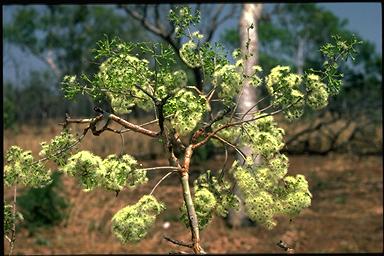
227, 3, 263, 228
296, 37, 305, 75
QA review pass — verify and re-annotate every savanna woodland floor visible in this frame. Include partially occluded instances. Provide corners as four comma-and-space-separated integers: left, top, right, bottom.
3, 119, 383, 254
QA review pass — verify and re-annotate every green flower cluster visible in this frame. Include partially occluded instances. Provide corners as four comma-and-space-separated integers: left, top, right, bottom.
3, 202, 24, 236
164, 89, 208, 136
319, 35, 361, 95
179, 187, 217, 230
242, 115, 285, 158
4, 146, 52, 188
199, 42, 229, 78
250, 65, 263, 87
211, 118, 241, 147
109, 93, 135, 115
180, 171, 239, 230
61, 151, 146, 192
169, 6, 200, 38
179, 40, 201, 68
98, 53, 154, 112
62, 75, 82, 100
102, 154, 146, 191
212, 64, 243, 103
155, 70, 188, 99
61, 151, 104, 191
233, 159, 312, 229
266, 65, 305, 120
111, 195, 165, 243
39, 130, 78, 166
195, 171, 240, 217
305, 74, 329, 110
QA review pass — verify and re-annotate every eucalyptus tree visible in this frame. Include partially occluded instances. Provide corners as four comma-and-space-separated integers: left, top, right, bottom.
223, 3, 382, 154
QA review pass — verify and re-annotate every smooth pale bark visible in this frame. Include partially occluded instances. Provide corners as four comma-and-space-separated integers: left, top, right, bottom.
227, 3, 263, 228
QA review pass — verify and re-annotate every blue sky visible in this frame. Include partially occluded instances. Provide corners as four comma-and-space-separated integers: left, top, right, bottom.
319, 3, 381, 53
2, 3, 382, 86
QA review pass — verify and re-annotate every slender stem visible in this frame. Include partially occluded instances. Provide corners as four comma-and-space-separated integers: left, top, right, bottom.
119, 115, 173, 134
118, 126, 125, 157
219, 146, 228, 183
32, 129, 87, 165
179, 145, 205, 254
5, 235, 11, 243
134, 84, 157, 102
212, 135, 246, 161
164, 235, 193, 249
229, 83, 247, 123
238, 94, 270, 120
193, 99, 302, 149
180, 172, 204, 254
150, 171, 175, 195
137, 166, 183, 172
9, 186, 17, 256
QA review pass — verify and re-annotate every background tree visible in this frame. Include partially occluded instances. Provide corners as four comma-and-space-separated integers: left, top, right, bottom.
4, 4, 241, 126
222, 3, 382, 154
3, 5, 149, 122
227, 3, 263, 228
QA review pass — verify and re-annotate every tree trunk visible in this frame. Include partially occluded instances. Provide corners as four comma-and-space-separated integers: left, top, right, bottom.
227, 3, 263, 228
296, 37, 305, 75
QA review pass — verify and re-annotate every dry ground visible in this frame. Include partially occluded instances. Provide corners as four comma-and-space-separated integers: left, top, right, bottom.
3, 120, 383, 254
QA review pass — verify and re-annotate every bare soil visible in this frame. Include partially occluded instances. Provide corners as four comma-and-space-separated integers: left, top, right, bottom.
3, 121, 383, 254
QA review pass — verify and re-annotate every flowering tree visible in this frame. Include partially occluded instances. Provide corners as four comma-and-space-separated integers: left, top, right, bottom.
4, 7, 360, 254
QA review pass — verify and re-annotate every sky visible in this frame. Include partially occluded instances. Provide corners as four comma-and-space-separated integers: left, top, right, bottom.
2, 3, 382, 86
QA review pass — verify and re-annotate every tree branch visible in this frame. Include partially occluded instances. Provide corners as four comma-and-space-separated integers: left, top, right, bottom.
212, 135, 247, 161
138, 166, 183, 172
9, 186, 17, 256
192, 105, 290, 150
164, 235, 193, 249
119, 5, 168, 38
150, 171, 175, 195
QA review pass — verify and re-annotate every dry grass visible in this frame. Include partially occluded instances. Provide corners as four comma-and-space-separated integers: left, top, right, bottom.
3, 118, 383, 254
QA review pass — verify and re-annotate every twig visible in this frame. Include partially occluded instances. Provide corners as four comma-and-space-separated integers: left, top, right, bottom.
109, 113, 160, 137
5, 235, 11, 243
137, 166, 183, 172
212, 135, 246, 161
238, 94, 270, 120
32, 127, 88, 165
118, 126, 125, 157
120, 115, 173, 134
169, 250, 189, 254
164, 235, 193, 249
134, 84, 157, 102
276, 240, 295, 254
149, 171, 175, 195
218, 146, 228, 183
192, 98, 303, 149
9, 186, 17, 256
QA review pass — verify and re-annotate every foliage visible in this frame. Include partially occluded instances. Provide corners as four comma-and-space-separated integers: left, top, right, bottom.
222, 3, 380, 154
111, 195, 165, 243
3, 83, 17, 129
102, 154, 147, 191
4, 146, 52, 188
3, 5, 149, 124
4, 202, 24, 236
16, 172, 68, 233
180, 171, 240, 229
39, 130, 78, 166
61, 151, 147, 192
3, 6, 359, 253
